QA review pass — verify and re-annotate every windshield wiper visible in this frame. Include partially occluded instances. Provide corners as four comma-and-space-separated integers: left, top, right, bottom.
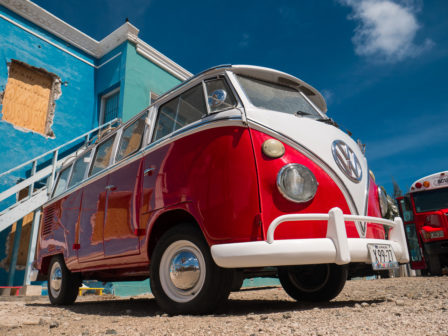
316, 117, 339, 127
295, 111, 311, 117
316, 118, 353, 135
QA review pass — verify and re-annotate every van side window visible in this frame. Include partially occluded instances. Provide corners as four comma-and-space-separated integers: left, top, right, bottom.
153, 97, 179, 140
153, 84, 206, 141
116, 114, 146, 162
53, 167, 71, 197
89, 135, 116, 176
68, 150, 92, 188
175, 84, 207, 131
205, 78, 237, 113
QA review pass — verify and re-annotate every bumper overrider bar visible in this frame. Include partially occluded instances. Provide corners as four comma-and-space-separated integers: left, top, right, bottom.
211, 207, 410, 268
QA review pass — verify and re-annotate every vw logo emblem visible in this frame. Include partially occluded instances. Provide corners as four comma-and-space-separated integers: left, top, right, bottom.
331, 140, 362, 183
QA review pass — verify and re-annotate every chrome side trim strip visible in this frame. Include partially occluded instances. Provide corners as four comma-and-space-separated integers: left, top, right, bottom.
45, 116, 245, 206
144, 115, 243, 155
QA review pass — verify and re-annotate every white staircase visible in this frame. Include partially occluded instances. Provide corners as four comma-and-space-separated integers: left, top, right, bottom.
0, 119, 120, 285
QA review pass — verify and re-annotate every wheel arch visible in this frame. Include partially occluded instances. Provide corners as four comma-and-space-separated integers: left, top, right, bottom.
39, 253, 64, 278
147, 209, 203, 261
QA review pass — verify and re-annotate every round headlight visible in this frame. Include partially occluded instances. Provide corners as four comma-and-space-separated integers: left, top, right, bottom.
277, 164, 318, 203
378, 186, 389, 217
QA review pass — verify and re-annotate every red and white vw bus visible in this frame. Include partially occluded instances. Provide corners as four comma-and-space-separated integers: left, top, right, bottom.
397, 171, 448, 275
32, 65, 409, 314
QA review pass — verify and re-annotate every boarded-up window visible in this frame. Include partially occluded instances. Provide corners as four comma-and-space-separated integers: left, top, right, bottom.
1, 60, 59, 137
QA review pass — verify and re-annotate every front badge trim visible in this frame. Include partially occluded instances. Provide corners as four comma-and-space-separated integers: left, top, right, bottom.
332, 140, 365, 237
331, 140, 362, 183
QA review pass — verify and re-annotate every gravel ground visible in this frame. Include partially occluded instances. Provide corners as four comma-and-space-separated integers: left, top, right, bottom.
1, 276, 448, 336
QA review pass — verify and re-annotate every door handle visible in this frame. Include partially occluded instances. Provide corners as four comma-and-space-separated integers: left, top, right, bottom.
144, 168, 155, 176
105, 185, 116, 191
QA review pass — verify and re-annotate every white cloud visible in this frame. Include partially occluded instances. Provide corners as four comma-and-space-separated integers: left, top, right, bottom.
321, 89, 334, 104
340, 0, 433, 62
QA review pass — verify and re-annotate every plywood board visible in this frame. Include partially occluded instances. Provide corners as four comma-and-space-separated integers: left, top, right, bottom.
1, 61, 53, 135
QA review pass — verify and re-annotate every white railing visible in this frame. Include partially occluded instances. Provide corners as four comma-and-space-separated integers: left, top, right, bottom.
0, 118, 121, 287
0, 118, 120, 207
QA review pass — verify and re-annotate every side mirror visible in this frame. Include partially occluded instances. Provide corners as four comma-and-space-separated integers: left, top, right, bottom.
208, 89, 227, 108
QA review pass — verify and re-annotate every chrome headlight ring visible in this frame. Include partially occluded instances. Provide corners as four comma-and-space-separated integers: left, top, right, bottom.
277, 163, 318, 203
378, 186, 389, 217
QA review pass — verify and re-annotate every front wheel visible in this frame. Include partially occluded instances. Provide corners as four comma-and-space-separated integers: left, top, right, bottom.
47, 255, 80, 305
424, 252, 442, 275
150, 224, 232, 314
278, 263, 347, 302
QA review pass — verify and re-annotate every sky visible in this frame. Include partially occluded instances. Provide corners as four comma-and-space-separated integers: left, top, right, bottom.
34, 0, 448, 196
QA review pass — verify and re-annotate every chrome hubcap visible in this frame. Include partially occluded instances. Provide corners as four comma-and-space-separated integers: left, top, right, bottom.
160, 240, 206, 303
169, 251, 200, 290
50, 262, 62, 296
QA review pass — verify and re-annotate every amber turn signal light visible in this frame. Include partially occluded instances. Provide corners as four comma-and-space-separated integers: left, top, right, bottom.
262, 139, 285, 158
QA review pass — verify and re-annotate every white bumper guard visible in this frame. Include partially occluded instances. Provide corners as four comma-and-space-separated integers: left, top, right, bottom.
211, 207, 410, 268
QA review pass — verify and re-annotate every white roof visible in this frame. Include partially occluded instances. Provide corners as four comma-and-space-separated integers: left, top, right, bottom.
410, 171, 448, 193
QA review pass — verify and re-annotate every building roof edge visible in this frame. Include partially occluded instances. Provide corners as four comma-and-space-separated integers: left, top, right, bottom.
0, 0, 192, 79
135, 39, 193, 81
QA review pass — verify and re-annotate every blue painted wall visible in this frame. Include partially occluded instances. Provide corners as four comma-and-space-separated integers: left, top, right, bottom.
0, 6, 97, 175
0, 4, 186, 287
94, 44, 127, 125
0, 6, 183, 176
0, 5, 96, 285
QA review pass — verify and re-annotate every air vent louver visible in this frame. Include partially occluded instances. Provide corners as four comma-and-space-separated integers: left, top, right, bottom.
42, 204, 57, 236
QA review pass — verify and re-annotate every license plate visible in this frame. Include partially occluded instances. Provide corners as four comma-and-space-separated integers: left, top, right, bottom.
430, 231, 444, 239
368, 244, 399, 270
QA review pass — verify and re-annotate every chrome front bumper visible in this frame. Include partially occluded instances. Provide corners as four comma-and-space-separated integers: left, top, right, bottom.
211, 207, 410, 268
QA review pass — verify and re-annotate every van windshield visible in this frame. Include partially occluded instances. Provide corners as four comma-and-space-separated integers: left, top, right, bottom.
236, 75, 322, 118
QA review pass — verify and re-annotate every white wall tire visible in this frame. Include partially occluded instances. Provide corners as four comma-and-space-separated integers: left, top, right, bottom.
150, 224, 232, 314
159, 240, 206, 303
47, 255, 80, 305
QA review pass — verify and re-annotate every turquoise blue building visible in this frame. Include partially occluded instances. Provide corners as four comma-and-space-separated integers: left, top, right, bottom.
0, 0, 191, 287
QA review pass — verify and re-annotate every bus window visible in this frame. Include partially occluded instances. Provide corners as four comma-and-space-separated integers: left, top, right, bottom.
68, 150, 92, 188
53, 167, 71, 197
89, 135, 116, 176
399, 197, 414, 222
153, 84, 206, 141
175, 84, 207, 131
405, 224, 423, 262
153, 97, 179, 140
116, 114, 146, 162
205, 78, 237, 113
412, 188, 448, 213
